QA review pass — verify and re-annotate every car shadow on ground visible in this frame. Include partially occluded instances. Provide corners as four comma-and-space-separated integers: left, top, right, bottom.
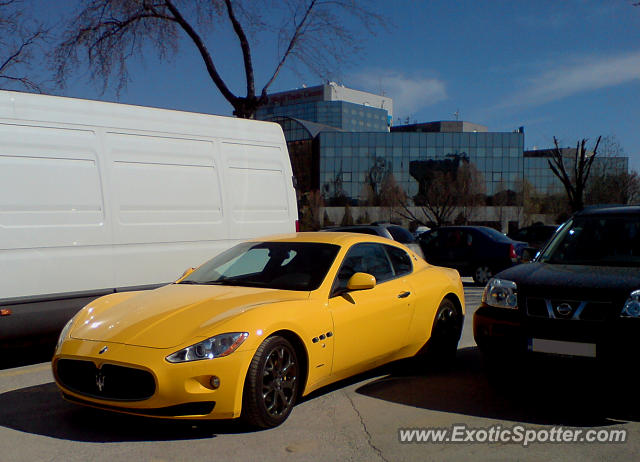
0, 382, 251, 442
0, 343, 56, 370
357, 347, 640, 427
3, 347, 637, 442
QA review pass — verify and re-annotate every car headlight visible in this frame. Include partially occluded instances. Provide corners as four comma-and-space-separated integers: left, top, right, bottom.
621, 290, 640, 318
166, 332, 249, 363
482, 278, 518, 309
56, 317, 75, 351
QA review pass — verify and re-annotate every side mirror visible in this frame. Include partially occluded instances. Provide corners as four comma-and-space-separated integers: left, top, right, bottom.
346, 272, 376, 291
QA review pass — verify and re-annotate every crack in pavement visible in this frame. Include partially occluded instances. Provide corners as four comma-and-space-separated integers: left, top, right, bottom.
343, 390, 390, 462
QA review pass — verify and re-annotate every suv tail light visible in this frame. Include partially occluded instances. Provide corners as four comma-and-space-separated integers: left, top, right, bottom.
295, 220, 300, 232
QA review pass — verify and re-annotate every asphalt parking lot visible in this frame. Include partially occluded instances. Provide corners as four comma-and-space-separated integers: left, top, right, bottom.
0, 280, 638, 462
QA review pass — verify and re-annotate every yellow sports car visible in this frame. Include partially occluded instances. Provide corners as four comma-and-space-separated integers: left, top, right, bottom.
52, 232, 464, 428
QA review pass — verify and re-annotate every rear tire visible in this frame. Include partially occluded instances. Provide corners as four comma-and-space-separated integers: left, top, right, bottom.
241, 336, 299, 429
421, 299, 463, 366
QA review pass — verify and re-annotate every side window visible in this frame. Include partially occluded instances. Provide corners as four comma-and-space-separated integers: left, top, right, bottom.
333, 243, 394, 293
463, 231, 473, 247
385, 245, 413, 276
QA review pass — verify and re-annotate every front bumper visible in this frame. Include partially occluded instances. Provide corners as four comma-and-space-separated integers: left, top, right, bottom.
52, 338, 254, 420
473, 304, 639, 361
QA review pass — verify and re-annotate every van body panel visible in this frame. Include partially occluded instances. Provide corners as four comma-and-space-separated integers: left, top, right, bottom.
0, 90, 297, 344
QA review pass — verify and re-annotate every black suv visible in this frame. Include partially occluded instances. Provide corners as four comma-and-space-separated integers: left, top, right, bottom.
474, 206, 640, 362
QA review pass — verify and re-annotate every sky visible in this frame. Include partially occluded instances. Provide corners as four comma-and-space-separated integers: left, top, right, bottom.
15, 0, 640, 170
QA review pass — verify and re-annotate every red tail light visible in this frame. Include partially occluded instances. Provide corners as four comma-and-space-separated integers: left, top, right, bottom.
295, 220, 300, 232
509, 244, 518, 261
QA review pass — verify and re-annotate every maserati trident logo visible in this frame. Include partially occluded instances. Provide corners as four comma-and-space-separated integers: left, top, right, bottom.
556, 303, 573, 317
96, 371, 106, 392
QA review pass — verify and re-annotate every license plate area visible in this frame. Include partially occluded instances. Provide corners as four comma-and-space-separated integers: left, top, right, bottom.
528, 338, 596, 358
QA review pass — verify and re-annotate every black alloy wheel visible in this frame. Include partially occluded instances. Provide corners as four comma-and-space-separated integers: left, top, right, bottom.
242, 336, 299, 428
424, 298, 463, 365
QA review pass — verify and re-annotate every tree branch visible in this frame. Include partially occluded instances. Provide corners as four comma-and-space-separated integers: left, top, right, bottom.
261, 0, 317, 98
163, 0, 237, 104
223, 0, 254, 98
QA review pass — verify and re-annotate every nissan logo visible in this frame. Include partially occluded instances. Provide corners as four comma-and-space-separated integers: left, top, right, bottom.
556, 303, 573, 317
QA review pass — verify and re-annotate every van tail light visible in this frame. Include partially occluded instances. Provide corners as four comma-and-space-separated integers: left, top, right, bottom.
509, 244, 518, 262
295, 220, 300, 232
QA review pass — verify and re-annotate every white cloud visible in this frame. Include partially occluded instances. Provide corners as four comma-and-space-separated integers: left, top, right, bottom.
350, 71, 447, 116
502, 50, 640, 108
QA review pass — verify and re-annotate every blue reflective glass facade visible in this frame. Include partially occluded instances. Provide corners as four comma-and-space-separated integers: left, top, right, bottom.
256, 101, 388, 132
318, 131, 524, 204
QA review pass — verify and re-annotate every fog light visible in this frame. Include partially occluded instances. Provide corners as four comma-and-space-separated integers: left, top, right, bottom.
210, 376, 220, 389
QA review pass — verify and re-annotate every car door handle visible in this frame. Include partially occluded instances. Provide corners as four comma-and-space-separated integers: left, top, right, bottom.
397, 291, 411, 299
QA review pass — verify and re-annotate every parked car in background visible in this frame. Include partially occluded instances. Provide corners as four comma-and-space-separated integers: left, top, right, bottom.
508, 223, 558, 261
413, 225, 431, 239
53, 232, 464, 428
474, 206, 640, 362
419, 226, 527, 284
322, 223, 424, 258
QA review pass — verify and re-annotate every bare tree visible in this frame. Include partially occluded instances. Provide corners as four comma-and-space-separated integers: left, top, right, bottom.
548, 136, 601, 213
396, 170, 461, 227
584, 136, 637, 205
299, 189, 323, 231
378, 172, 406, 222
340, 203, 354, 226
379, 172, 406, 208
0, 0, 48, 92
587, 170, 640, 205
398, 158, 484, 227
454, 161, 485, 224
52, 0, 384, 118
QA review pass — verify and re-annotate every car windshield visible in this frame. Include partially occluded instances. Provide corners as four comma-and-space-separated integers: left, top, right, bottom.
179, 242, 340, 290
386, 226, 415, 243
538, 214, 640, 267
478, 227, 512, 243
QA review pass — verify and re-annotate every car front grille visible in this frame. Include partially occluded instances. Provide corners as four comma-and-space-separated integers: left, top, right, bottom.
56, 359, 156, 402
525, 297, 612, 321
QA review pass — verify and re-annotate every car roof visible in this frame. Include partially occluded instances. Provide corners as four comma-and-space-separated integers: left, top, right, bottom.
426, 225, 497, 232
323, 224, 384, 231
576, 205, 640, 217
248, 231, 399, 247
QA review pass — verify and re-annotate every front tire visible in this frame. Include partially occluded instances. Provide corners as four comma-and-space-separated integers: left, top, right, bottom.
242, 336, 299, 428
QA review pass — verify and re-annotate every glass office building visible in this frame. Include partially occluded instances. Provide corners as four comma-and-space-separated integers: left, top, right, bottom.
257, 84, 628, 208
318, 131, 524, 204
257, 100, 389, 132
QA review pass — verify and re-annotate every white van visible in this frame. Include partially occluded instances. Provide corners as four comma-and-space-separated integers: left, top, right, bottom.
0, 90, 298, 346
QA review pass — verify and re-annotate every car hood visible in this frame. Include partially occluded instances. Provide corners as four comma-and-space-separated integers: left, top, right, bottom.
70, 284, 309, 348
496, 262, 640, 300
